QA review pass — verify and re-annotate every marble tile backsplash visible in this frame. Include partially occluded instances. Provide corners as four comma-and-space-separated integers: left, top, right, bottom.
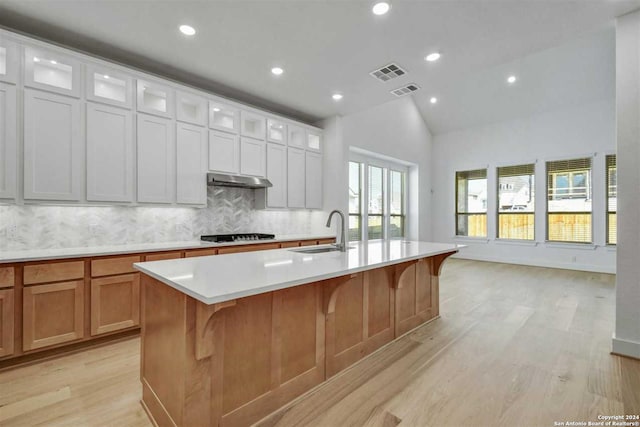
0, 187, 330, 250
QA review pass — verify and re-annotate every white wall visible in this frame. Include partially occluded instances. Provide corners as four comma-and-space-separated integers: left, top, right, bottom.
613, 10, 640, 359
337, 96, 434, 241
431, 99, 616, 273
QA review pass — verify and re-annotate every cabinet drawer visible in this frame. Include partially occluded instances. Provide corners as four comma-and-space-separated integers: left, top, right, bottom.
24, 261, 84, 285
145, 252, 183, 261
280, 241, 301, 248
317, 238, 336, 245
91, 256, 140, 277
23, 280, 84, 351
91, 274, 140, 336
0, 267, 15, 288
299, 240, 318, 247
185, 249, 217, 258
218, 243, 280, 254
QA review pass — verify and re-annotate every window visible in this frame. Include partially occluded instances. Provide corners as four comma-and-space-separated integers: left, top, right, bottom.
389, 170, 405, 238
497, 164, 535, 240
348, 161, 362, 241
456, 169, 487, 237
368, 165, 384, 239
348, 156, 408, 241
606, 154, 617, 245
546, 158, 592, 243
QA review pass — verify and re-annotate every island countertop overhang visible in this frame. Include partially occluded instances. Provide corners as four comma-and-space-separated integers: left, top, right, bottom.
133, 240, 463, 305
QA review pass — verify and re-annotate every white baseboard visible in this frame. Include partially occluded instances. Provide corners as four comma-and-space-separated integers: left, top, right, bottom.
612, 335, 640, 359
451, 253, 616, 274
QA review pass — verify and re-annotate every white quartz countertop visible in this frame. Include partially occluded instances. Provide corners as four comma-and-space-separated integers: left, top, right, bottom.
134, 240, 462, 305
0, 234, 335, 263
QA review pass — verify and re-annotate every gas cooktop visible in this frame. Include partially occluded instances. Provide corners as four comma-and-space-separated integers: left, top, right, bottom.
200, 233, 276, 243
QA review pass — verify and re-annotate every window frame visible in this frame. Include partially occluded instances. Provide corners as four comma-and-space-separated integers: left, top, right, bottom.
606, 154, 617, 246
455, 168, 488, 238
348, 161, 363, 242
496, 163, 536, 241
348, 153, 409, 242
545, 157, 593, 244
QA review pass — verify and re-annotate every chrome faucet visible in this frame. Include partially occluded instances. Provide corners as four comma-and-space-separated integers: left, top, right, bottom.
326, 209, 347, 252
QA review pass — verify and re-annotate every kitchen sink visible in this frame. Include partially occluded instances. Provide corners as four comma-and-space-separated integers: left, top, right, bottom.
289, 245, 353, 254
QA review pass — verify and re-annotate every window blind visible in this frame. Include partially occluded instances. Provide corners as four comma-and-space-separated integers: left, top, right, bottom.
497, 164, 535, 240
497, 163, 535, 178
606, 154, 617, 245
546, 157, 592, 243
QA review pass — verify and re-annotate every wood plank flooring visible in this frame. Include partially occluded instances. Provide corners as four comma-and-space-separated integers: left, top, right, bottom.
1, 259, 638, 426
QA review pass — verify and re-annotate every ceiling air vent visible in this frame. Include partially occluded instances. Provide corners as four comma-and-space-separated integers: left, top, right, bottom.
370, 63, 407, 82
390, 83, 420, 97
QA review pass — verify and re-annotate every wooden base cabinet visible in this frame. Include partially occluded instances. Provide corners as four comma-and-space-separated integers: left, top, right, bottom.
0, 289, 14, 357
23, 280, 84, 351
141, 277, 325, 427
91, 274, 140, 336
324, 269, 395, 378
140, 250, 457, 427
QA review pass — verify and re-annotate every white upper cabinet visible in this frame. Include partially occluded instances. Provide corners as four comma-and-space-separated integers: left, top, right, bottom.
287, 147, 305, 208
136, 79, 174, 118
0, 83, 16, 199
24, 89, 82, 201
24, 47, 81, 97
86, 64, 133, 109
240, 110, 266, 140
305, 151, 322, 209
288, 125, 305, 149
306, 130, 322, 152
86, 102, 134, 203
137, 113, 175, 203
176, 122, 207, 205
240, 137, 266, 177
0, 37, 18, 84
267, 119, 287, 145
209, 100, 239, 134
209, 130, 239, 174
265, 143, 286, 208
176, 91, 207, 127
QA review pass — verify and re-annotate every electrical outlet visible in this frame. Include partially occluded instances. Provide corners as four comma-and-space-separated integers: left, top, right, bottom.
6, 224, 17, 240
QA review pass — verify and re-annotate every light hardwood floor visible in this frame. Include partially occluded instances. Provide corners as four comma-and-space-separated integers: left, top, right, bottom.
1, 259, 638, 426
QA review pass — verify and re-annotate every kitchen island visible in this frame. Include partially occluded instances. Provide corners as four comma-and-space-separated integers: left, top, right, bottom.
134, 240, 459, 427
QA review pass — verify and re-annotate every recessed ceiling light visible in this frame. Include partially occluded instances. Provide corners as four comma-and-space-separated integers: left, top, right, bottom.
271, 67, 284, 76
179, 24, 196, 36
332, 93, 343, 101
104, 75, 110, 79
507, 75, 517, 84
372, 2, 390, 15
33, 57, 40, 62
425, 52, 441, 62
50, 60, 57, 65
213, 107, 221, 112
430, 97, 438, 104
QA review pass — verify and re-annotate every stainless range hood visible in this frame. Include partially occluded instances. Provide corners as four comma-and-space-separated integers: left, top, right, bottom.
207, 173, 273, 189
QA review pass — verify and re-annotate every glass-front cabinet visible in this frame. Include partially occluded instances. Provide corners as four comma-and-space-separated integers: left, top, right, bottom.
0, 37, 18, 84
86, 64, 133, 108
267, 118, 287, 145
306, 130, 322, 152
24, 46, 81, 97
288, 125, 305, 149
176, 91, 207, 127
209, 100, 239, 134
136, 79, 174, 118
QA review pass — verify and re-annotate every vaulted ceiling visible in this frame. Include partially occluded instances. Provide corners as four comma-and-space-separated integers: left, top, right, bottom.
0, 0, 637, 133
